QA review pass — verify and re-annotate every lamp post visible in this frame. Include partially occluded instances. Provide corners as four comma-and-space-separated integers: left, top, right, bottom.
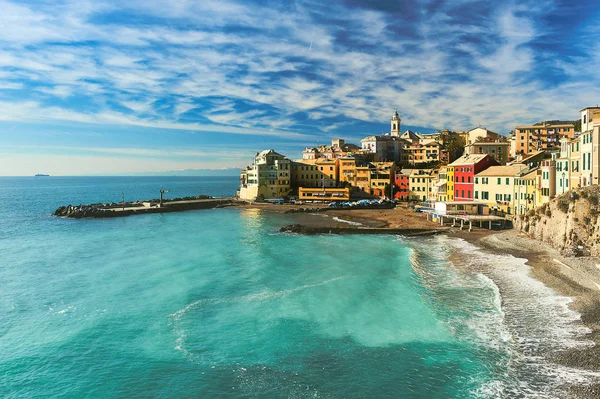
160, 188, 170, 207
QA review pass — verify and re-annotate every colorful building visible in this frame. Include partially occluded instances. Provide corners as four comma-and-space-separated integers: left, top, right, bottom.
394, 169, 412, 200
540, 158, 556, 204
464, 141, 510, 165
513, 167, 541, 215
513, 122, 575, 156
409, 169, 436, 202
474, 164, 525, 214
446, 165, 455, 201
298, 187, 350, 202
434, 167, 448, 202
239, 149, 291, 200
448, 154, 498, 201
291, 158, 339, 189
369, 162, 396, 198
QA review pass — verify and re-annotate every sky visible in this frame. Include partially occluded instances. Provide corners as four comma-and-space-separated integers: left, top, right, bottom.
0, 0, 599, 176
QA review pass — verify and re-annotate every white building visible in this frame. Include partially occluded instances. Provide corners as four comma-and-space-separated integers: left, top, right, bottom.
239, 150, 291, 201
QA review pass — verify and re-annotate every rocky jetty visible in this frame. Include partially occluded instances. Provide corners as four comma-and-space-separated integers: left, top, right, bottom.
279, 224, 447, 236
53, 195, 233, 218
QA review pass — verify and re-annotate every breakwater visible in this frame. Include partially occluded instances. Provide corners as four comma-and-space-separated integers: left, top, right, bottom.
53, 195, 235, 218
280, 224, 448, 236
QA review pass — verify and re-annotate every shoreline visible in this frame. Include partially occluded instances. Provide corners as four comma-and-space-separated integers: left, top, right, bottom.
237, 201, 600, 396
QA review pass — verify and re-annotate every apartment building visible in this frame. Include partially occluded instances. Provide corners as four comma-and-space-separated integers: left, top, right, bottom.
448, 154, 498, 201
394, 169, 412, 200
513, 122, 575, 155
465, 141, 510, 165
513, 167, 541, 215
474, 164, 526, 214
239, 149, 291, 200
409, 169, 436, 202
291, 158, 339, 188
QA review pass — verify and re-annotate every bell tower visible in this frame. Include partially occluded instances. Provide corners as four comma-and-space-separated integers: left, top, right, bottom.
390, 109, 401, 137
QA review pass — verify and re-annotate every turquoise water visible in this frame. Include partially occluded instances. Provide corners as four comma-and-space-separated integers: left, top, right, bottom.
0, 177, 596, 398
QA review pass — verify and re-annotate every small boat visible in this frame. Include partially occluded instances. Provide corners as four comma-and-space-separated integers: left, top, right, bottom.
35, 174, 50, 177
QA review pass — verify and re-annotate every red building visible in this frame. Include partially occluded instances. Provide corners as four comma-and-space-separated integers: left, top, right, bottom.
393, 169, 411, 200
449, 154, 497, 201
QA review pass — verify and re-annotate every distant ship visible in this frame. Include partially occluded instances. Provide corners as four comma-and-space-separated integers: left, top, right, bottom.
35, 174, 50, 177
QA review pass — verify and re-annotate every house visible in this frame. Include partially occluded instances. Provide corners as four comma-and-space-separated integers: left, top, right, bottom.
394, 169, 412, 200
474, 164, 526, 214
513, 122, 575, 155
239, 150, 291, 200
464, 141, 510, 165
448, 154, 498, 201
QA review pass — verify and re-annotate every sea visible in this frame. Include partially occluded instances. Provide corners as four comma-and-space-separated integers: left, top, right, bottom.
0, 176, 598, 398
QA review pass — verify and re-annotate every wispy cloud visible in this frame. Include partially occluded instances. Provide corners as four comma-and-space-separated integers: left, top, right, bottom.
0, 0, 599, 175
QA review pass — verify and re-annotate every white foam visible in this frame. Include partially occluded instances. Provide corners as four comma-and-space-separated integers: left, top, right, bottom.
332, 216, 362, 226
422, 235, 600, 396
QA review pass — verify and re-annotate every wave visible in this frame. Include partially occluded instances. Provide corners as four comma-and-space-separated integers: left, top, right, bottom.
404, 234, 600, 398
331, 216, 362, 226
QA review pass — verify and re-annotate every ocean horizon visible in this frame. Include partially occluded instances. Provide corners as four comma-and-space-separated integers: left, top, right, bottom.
1, 176, 597, 398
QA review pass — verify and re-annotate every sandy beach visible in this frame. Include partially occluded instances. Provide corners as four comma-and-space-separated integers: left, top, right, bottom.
235, 201, 600, 397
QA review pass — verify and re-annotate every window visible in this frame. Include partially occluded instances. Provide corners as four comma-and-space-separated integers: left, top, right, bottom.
461, 190, 465, 198
506, 178, 509, 185
497, 178, 501, 184
455, 190, 459, 197
461, 176, 465, 183
468, 190, 471, 198
475, 191, 479, 199
475, 177, 478, 184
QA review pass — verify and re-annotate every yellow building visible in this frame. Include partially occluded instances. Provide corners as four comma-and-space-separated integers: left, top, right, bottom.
239, 149, 291, 200
370, 162, 396, 197
513, 168, 541, 215
298, 187, 350, 202
465, 142, 510, 165
355, 166, 371, 193
291, 158, 339, 188
339, 156, 358, 185
446, 166, 455, 201
568, 136, 581, 189
409, 169, 435, 202
434, 167, 448, 202
474, 164, 525, 214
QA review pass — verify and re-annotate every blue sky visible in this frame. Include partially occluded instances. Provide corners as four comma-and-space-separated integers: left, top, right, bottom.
0, 0, 599, 175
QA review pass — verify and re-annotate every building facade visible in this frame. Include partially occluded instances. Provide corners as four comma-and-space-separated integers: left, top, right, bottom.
239, 150, 291, 200
474, 164, 525, 214
513, 123, 575, 155
448, 154, 498, 201
465, 142, 510, 165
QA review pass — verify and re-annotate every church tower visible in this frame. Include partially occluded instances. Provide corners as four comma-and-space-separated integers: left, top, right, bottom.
390, 109, 401, 137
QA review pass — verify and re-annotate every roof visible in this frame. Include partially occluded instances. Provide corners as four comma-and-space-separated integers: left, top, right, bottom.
580, 107, 600, 112
516, 124, 574, 129
361, 134, 400, 142
467, 141, 510, 146
257, 149, 286, 158
448, 153, 490, 166
400, 130, 421, 141
475, 164, 525, 177
437, 201, 488, 205
519, 150, 546, 163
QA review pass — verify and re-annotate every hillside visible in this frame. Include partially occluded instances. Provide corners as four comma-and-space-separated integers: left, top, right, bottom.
514, 186, 600, 256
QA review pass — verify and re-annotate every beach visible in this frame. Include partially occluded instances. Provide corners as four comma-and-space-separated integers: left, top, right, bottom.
238, 201, 600, 398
